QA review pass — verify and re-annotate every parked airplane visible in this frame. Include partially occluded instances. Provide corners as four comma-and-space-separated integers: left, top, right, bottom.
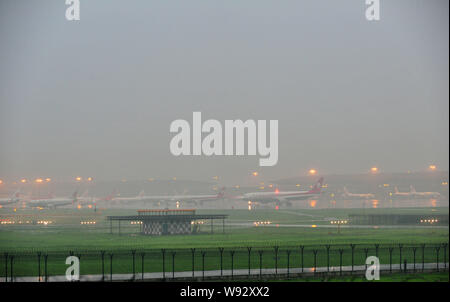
342, 187, 375, 199
235, 177, 324, 205
102, 188, 226, 205
0, 190, 21, 206
26, 191, 79, 208
393, 186, 441, 198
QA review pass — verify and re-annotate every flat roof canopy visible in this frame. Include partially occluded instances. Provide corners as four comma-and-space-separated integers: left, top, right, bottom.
107, 214, 228, 221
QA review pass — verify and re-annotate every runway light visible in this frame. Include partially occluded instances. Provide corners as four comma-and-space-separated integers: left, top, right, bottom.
87, 177, 93, 182
311, 225, 317, 228
429, 165, 437, 171
45, 178, 51, 182
252, 172, 259, 176
308, 169, 317, 176
35, 178, 43, 183
20, 179, 27, 183
370, 167, 378, 173
75, 177, 82, 182
0, 179, 3, 185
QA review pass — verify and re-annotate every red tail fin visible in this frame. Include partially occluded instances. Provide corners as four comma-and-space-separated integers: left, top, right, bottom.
308, 177, 324, 194
217, 187, 226, 198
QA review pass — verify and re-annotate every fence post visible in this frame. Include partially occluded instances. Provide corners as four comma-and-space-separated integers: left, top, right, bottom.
37, 252, 41, 282
443, 243, 447, 270
247, 247, 252, 277
403, 259, 407, 273
201, 251, 206, 281
421, 244, 425, 272
389, 248, 393, 273
412, 247, 417, 272
375, 244, 379, 258
398, 244, 403, 271
161, 249, 166, 279
109, 253, 113, 282
172, 252, 176, 279
287, 250, 291, 278
230, 250, 235, 279
191, 248, 196, 279
326, 245, 330, 272
4, 252, 7, 283
258, 250, 263, 279
339, 249, 343, 276
219, 248, 224, 277
300, 246, 304, 273
44, 254, 48, 282
131, 250, 136, 281
10, 255, 13, 282
101, 251, 105, 281
364, 248, 369, 270
141, 252, 145, 280
436, 246, 440, 272
350, 244, 355, 273
313, 250, 318, 276
274, 246, 279, 275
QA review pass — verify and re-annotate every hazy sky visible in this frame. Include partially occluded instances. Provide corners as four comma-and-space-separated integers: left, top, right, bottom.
0, 0, 448, 184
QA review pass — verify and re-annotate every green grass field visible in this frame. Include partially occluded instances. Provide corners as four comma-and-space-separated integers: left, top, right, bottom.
0, 207, 448, 278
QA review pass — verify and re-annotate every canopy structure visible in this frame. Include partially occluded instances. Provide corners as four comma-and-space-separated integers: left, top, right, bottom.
107, 209, 228, 235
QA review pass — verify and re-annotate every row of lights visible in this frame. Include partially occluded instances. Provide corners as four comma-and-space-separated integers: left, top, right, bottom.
191, 220, 206, 225
420, 219, 439, 224
80, 221, 96, 225
1, 220, 15, 225
0, 177, 93, 184
330, 220, 349, 224
130, 221, 142, 225
37, 220, 53, 225
253, 221, 272, 226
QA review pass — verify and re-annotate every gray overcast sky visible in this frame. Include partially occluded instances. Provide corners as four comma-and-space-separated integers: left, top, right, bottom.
0, 0, 448, 184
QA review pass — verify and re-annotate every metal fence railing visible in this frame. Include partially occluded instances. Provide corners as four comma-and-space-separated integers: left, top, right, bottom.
1, 242, 448, 281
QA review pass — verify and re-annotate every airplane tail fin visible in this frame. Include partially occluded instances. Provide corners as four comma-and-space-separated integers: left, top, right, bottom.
343, 186, 349, 195
72, 191, 78, 204
217, 187, 226, 198
10, 189, 21, 202
308, 177, 324, 194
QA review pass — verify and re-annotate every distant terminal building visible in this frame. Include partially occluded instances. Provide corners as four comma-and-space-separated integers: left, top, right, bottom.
349, 214, 449, 225
107, 209, 228, 235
